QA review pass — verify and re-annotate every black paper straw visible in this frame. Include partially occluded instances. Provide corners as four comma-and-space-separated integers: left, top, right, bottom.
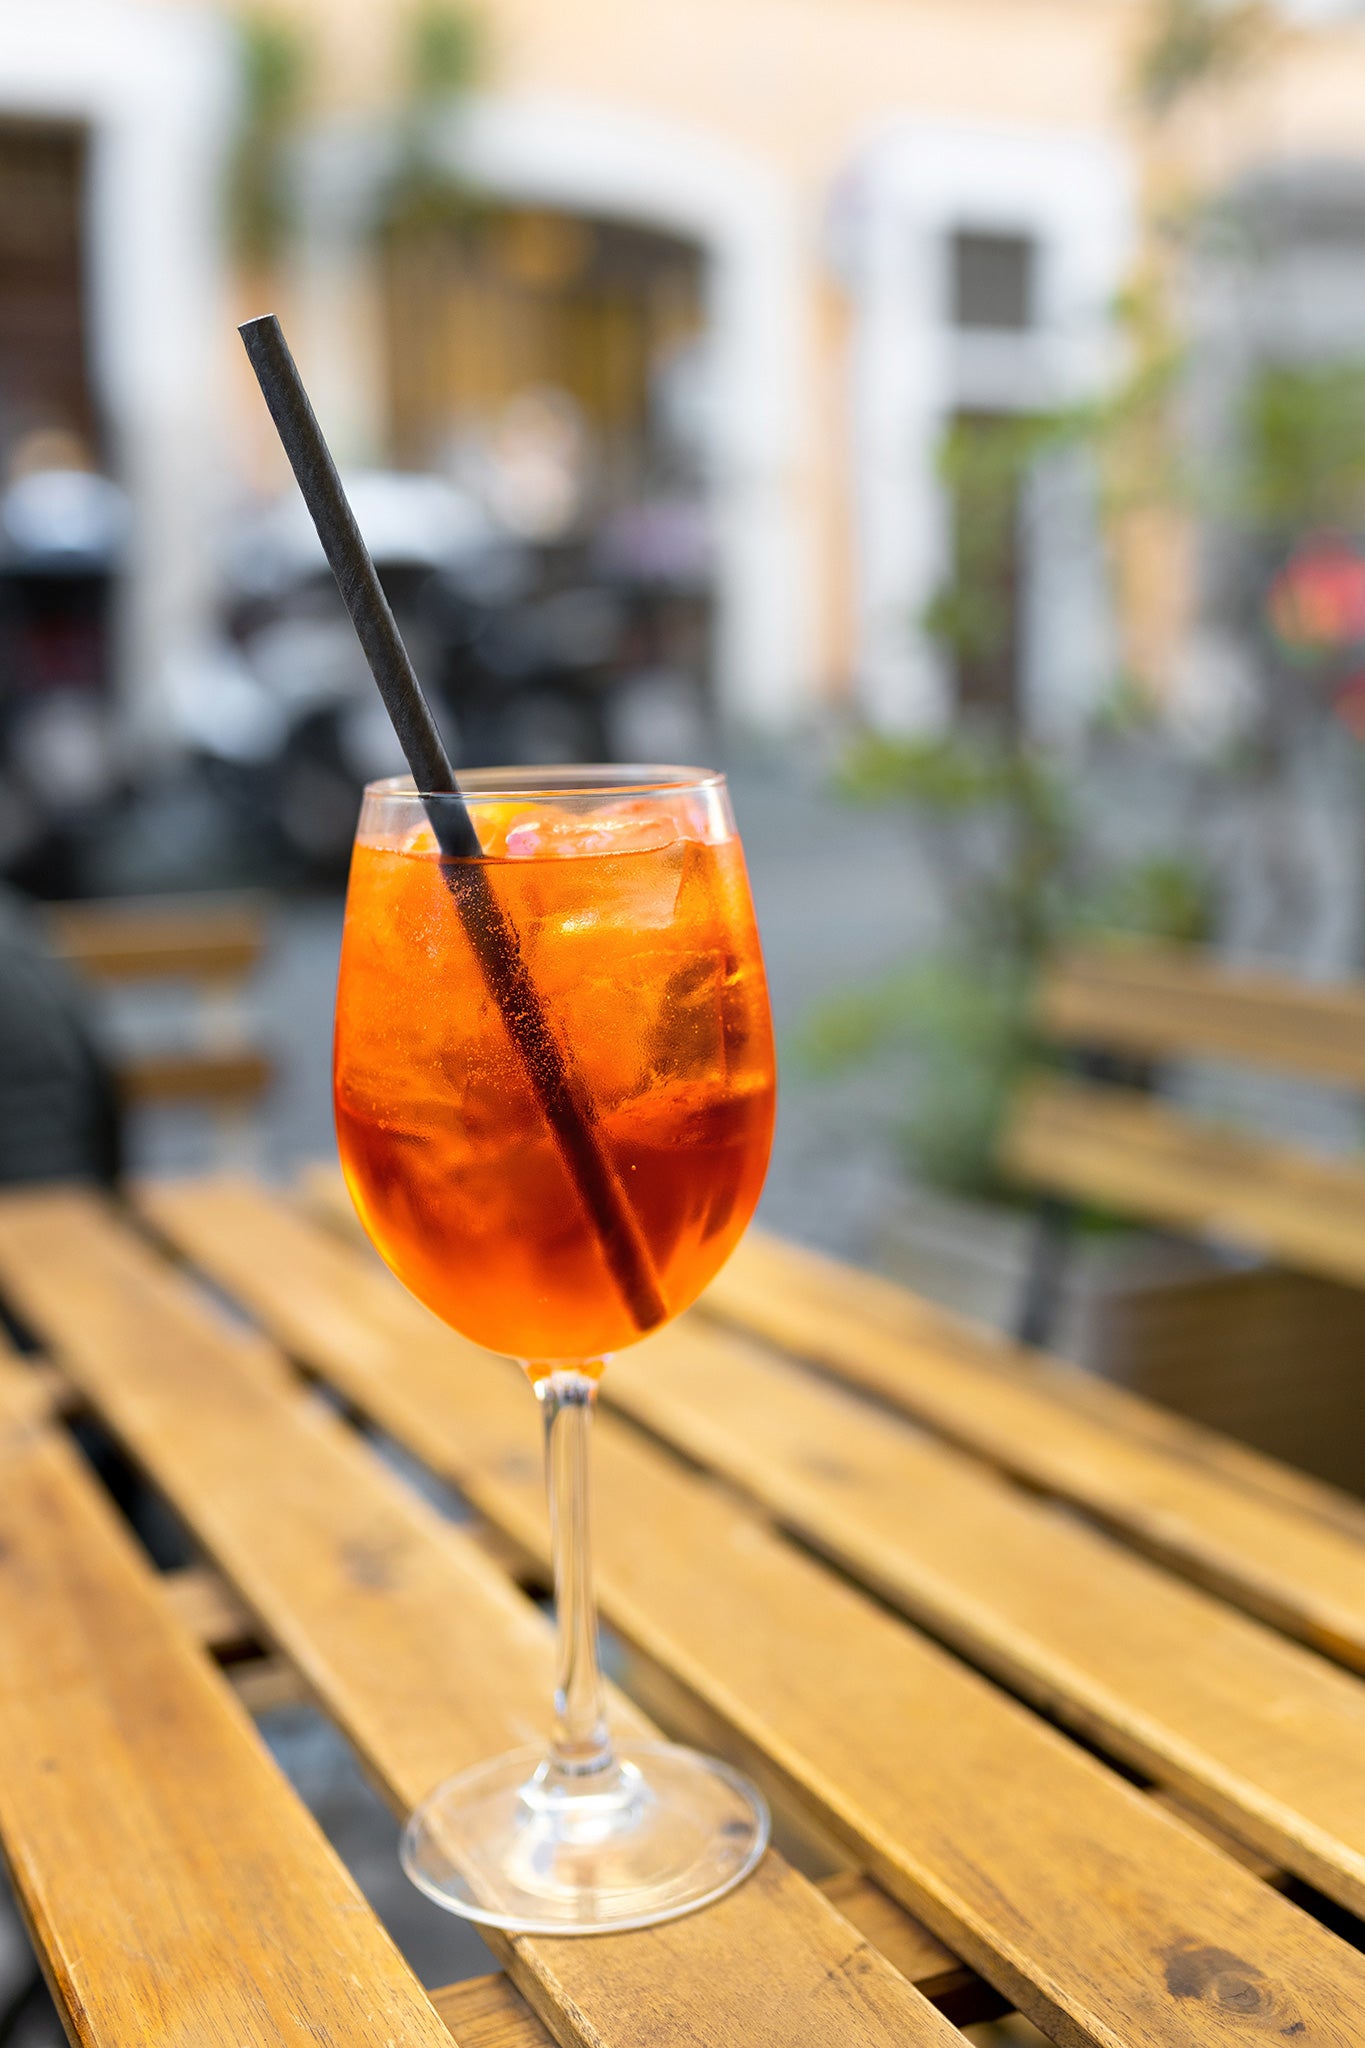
240, 314, 666, 1335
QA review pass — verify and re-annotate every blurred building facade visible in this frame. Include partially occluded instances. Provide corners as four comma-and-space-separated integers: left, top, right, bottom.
6, 0, 1365, 746
0, 4, 233, 759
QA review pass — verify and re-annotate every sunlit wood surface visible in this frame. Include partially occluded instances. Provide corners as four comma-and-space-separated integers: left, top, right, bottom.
1, 1175, 1365, 2043
1034, 941, 1365, 1088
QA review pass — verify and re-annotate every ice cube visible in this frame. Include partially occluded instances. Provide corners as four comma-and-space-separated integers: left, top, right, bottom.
530, 843, 687, 956
503, 800, 679, 859
645, 949, 726, 1080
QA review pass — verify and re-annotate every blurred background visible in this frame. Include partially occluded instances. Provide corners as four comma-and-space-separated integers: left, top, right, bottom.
7, 0, 1365, 2031
10, 0, 1365, 1431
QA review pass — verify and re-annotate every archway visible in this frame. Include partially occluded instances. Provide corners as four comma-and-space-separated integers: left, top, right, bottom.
0, 2, 234, 750
296, 95, 814, 731
834, 117, 1133, 736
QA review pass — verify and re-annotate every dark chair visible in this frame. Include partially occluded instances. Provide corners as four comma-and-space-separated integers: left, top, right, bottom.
0, 884, 121, 1188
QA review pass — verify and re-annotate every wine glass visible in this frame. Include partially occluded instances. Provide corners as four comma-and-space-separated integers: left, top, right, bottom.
333, 765, 776, 1933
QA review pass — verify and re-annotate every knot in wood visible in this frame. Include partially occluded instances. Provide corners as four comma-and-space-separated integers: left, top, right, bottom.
1160, 1941, 1304, 2033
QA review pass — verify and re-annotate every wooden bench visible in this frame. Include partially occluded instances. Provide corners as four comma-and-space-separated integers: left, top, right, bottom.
996, 940, 1365, 1488
47, 894, 274, 1151
5, 1179, 1365, 2040
1002, 941, 1365, 1275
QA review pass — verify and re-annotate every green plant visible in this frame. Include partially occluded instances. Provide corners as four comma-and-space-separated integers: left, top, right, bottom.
919, 301, 1195, 727
821, 0, 1365, 1203
1132, 0, 1274, 121
228, 12, 311, 265
405, 0, 482, 101
1086, 853, 1214, 947
835, 731, 1026, 808
1234, 361, 1365, 535
801, 956, 1035, 1196
837, 732, 1075, 963
920, 0, 1327, 740
383, 0, 484, 230
922, 414, 1073, 690
803, 731, 1214, 1197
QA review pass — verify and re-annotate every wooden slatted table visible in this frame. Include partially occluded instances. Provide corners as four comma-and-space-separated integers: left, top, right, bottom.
2, 1180, 1365, 2045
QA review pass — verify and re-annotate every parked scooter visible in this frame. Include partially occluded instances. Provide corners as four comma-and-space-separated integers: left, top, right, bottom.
177, 473, 506, 879
179, 471, 715, 883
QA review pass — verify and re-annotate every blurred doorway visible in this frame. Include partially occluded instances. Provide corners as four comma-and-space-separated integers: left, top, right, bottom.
382, 204, 706, 505
0, 116, 122, 894
843, 119, 1130, 736
379, 200, 715, 759
298, 97, 811, 728
0, 119, 98, 468
0, 0, 234, 876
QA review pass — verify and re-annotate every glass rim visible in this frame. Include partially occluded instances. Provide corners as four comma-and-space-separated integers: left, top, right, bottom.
364, 765, 725, 803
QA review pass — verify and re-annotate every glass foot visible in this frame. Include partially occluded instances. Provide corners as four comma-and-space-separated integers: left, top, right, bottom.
401, 1740, 769, 1934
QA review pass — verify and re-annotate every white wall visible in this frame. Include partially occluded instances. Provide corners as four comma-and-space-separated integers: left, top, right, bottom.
0, 1, 236, 754
833, 118, 1134, 736
295, 95, 816, 730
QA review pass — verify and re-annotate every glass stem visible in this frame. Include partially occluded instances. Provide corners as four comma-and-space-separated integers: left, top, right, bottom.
534, 1368, 615, 1783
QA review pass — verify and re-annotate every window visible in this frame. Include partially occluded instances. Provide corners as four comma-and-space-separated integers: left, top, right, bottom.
950, 230, 1034, 332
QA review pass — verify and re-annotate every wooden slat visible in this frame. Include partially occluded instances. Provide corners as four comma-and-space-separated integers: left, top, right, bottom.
118, 1049, 274, 1106
0, 1356, 79, 1422
1149, 1792, 1282, 1886
431, 1975, 555, 2048
628, 1625, 1284, 1906
815, 1874, 983, 2006
428, 1898, 1000, 2048
230, 1654, 311, 1714
1037, 940, 1365, 1086
162, 1564, 259, 1653
701, 1228, 1365, 1671
615, 1641, 864, 1873
0, 1354, 455, 2048
1004, 1072, 1365, 1289
132, 1178, 1365, 2047
48, 897, 266, 984
0, 1189, 955, 2048
601, 1315, 1365, 1916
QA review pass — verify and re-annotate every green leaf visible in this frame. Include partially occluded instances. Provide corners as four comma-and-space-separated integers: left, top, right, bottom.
1235, 360, 1365, 534
794, 968, 925, 1073
1132, 0, 1274, 121
405, 0, 482, 100
1085, 854, 1215, 946
228, 13, 312, 263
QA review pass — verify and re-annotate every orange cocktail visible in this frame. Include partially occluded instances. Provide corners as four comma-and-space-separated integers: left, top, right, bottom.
334, 775, 775, 1363
337, 768, 775, 1935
